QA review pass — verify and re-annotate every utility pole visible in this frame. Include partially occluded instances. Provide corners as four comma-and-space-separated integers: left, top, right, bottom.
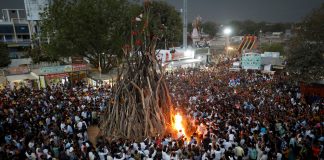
183, 0, 187, 49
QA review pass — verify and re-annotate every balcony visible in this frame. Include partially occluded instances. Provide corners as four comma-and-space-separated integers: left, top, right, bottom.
0, 39, 31, 47
11, 18, 29, 24
0, 39, 31, 43
0, 18, 29, 25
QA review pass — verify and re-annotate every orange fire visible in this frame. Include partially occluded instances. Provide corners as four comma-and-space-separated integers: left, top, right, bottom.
173, 113, 187, 139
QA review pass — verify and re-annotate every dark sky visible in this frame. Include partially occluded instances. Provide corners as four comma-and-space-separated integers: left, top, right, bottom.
162, 0, 324, 23
1, 0, 323, 23
0, 0, 24, 9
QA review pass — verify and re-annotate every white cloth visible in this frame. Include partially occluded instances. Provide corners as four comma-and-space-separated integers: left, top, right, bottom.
98, 149, 108, 160
214, 150, 222, 160
89, 151, 96, 160
229, 134, 235, 141
162, 152, 171, 160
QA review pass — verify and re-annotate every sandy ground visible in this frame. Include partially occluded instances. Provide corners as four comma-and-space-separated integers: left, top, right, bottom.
87, 125, 100, 146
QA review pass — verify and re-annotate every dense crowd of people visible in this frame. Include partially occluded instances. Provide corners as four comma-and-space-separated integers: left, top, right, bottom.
0, 83, 111, 160
0, 60, 323, 160
167, 61, 323, 160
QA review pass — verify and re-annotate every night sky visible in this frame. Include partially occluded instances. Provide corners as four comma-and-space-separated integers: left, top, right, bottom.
1, 0, 323, 23
162, 0, 324, 23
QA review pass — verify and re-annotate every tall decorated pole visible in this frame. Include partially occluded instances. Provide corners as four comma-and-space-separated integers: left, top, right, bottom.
100, 0, 174, 140
183, 0, 188, 49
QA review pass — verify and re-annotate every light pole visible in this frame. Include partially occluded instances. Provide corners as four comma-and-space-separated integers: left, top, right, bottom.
223, 27, 232, 55
259, 30, 262, 46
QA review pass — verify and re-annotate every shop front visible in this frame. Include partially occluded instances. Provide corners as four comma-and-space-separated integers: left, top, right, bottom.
6, 74, 39, 89
4, 66, 39, 89
0, 76, 7, 90
45, 73, 70, 87
38, 65, 72, 87
71, 64, 88, 84
87, 70, 118, 87
35, 64, 88, 88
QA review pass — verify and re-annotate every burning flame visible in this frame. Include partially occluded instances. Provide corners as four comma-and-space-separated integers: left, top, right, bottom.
174, 113, 183, 131
174, 113, 187, 139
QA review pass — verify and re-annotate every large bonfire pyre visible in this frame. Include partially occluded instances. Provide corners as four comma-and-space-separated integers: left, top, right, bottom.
100, 1, 174, 140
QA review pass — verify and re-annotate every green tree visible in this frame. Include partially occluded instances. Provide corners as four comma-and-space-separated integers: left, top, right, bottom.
286, 3, 324, 82
228, 20, 291, 35
260, 43, 285, 55
149, 1, 182, 48
27, 45, 58, 64
40, 0, 132, 72
0, 42, 11, 68
201, 21, 218, 38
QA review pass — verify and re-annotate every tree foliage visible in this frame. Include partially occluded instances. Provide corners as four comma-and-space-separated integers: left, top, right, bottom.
229, 20, 291, 35
41, 0, 182, 70
201, 21, 218, 38
0, 42, 11, 68
260, 43, 285, 55
41, 0, 132, 72
149, 1, 182, 48
28, 45, 58, 64
286, 3, 324, 82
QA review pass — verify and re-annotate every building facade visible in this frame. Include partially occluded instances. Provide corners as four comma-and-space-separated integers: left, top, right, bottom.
0, 9, 31, 58
0, 0, 50, 58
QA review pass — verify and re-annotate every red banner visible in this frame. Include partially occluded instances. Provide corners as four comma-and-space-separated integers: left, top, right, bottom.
72, 64, 88, 71
46, 73, 69, 79
72, 57, 84, 64
7, 66, 29, 75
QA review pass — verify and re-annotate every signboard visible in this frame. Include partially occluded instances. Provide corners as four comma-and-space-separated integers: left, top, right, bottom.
172, 51, 185, 60
262, 52, 280, 58
7, 66, 29, 75
157, 49, 194, 63
72, 57, 84, 64
241, 53, 261, 70
40, 65, 72, 74
72, 64, 88, 71
157, 50, 172, 63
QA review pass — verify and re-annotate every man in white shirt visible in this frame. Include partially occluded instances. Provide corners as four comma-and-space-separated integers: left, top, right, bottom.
162, 150, 171, 160
98, 147, 108, 160
214, 148, 222, 160
60, 122, 66, 131
77, 121, 83, 131
228, 132, 235, 142
67, 124, 73, 135
223, 140, 232, 151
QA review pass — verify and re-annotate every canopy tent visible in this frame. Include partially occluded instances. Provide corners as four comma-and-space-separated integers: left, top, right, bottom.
6, 74, 38, 82
0, 76, 6, 83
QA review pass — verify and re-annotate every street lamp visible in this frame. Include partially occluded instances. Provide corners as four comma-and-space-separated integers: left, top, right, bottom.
223, 27, 232, 55
223, 27, 232, 35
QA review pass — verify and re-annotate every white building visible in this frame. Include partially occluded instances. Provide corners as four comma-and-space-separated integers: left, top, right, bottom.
24, 0, 50, 21
24, 0, 51, 36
